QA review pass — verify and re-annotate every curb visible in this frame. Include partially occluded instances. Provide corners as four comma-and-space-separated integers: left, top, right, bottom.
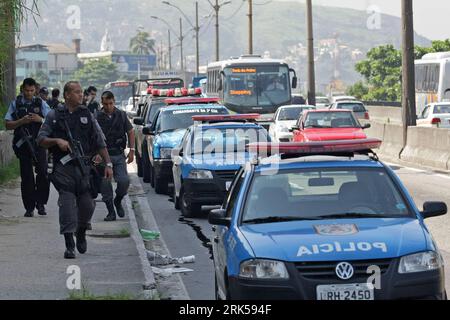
124, 195, 158, 299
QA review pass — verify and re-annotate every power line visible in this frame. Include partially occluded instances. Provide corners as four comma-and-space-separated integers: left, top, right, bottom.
254, 0, 273, 5
224, 1, 246, 20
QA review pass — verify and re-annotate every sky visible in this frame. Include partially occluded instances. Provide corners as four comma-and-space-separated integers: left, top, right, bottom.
276, 0, 449, 41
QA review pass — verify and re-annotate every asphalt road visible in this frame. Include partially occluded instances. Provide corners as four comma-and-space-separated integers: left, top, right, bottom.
143, 162, 450, 300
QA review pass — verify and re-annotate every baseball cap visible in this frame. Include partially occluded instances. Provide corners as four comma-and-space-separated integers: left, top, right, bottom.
40, 87, 49, 95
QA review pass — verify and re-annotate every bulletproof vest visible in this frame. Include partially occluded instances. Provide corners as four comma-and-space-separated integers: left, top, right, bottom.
96, 109, 127, 151
50, 105, 97, 163
12, 96, 44, 146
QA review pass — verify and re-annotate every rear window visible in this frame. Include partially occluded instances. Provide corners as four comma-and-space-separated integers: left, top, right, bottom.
304, 112, 359, 128
242, 168, 412, 222
433, 105, 450, 114
156, 107, 228, 132
278, 108, 303, 121
337, 103, 366, 113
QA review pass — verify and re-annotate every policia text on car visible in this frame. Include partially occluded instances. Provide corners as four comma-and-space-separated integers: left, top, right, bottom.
4, 78, 51, 217
37, 81, 113, 259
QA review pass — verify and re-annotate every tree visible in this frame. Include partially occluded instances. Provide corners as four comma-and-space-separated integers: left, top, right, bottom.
129, 29, 156, 55
74, 59, 119, 89
30, 70, 49, 86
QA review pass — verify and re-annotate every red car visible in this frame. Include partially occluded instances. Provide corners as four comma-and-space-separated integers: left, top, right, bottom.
292, 110, 371, 142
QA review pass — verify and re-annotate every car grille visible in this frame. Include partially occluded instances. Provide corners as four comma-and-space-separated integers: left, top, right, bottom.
294, 259, 392, 280
214, 170, 238, 181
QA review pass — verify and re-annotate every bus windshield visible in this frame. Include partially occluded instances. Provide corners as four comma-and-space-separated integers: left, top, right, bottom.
104, 82, 134, 107
223, 65, 290, 110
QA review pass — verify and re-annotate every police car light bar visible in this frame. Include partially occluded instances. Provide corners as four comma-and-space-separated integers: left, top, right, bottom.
246, 139, 382, 156
192, 114, 261, 123
150, 87, 202, 97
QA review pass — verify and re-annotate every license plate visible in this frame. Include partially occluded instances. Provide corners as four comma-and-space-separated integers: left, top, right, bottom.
317, 283, 374, 300
225, 181, 232, 191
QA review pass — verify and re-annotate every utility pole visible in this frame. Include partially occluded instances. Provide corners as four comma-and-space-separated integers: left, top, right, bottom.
401, 0, 417, 151
248, 0, 253, 54
215, 0, 220, 61
180, 18, 184, 77
168, 30, 172, 70
195, 2, 200, 75
2, 5, 16, 106
306, 0, 316, 106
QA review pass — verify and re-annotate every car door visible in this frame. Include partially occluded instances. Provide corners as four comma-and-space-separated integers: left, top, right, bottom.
173, 129, 191, 198
213, 168, 245, 292
135, 104, 149, 156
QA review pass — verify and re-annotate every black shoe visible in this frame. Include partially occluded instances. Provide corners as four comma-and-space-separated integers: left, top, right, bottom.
114, 196, 125, 218
86, 223, 92, 231
24, 210, 34, 217
104, 201, 116, 221
64, 233, 76, 259
75, 227, 87, 254
37, 205, 47, 216
104, 214, 116, 222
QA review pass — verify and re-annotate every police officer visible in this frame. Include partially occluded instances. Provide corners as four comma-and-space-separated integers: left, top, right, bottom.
85, 86, 100, 115
4, 78, 51, 217
37, 81, 113, 259
95, 91, 135, 221
48, 88, 62, 109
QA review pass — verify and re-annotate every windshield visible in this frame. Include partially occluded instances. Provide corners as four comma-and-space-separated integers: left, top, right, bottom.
337, 103, 366, 113
242, 168, 412, 223
146, 101, 165, 124
223, 65, 291, 109
189, 127, 269, 155
304, 112, 359, 128
316, 98, 330, 104
156, 107, 228, 133
434, 104, 450, 114
105, 83, 134, 106
279, 107, 314, 121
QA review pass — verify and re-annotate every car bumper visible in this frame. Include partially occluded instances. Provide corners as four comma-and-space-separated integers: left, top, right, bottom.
227, 260, 446, 300
277, 132, 293, 142
183, 177, 231, 206
153, 159, 173, 180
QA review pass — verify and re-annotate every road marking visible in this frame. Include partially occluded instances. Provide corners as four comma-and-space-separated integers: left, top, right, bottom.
385, 162, 450, 178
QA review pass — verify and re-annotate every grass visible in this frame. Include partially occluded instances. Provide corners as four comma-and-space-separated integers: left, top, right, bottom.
68, 287, 136, 300
119, 228, 130, 237
0, 103, 6, 130
0, 159, 20, 185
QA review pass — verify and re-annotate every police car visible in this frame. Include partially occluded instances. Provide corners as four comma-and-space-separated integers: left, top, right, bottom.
143, 100, 229, 194
209, 139, 447, 300
172, 114, 270, 217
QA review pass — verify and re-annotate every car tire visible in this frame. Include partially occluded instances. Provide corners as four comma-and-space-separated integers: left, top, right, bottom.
173, 184, 180, 210
136, 151, 143, 177
180, 187, 200, 218
142, 147, 151, 183
154, 176, 168, 195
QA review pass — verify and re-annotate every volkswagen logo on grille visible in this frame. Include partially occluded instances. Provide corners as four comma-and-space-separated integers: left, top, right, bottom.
335, 262, 354, 280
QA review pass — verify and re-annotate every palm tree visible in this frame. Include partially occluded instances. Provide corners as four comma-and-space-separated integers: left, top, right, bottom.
129, 30, 156, 55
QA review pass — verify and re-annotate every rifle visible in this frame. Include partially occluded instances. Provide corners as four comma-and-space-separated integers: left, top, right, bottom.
15, 126, 38, 164
60, 118, 90, 178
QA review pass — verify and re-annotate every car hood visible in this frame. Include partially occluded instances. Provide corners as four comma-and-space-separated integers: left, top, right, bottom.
188, 152, 252, 170
303, 128, 366, 141
277, 120, 297, 128
240, 218, 428, 262
154, 129, 186, 148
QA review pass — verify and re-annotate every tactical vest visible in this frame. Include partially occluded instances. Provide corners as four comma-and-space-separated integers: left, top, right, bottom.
12, 96, 44, 148
50, 105, 97, 164
96, 109, 127, 154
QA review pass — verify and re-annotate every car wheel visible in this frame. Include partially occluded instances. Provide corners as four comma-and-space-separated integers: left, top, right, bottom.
173, 184, 180, 210
180, 187, 200, 218
154, 176, 168, 195
136, 151, 143, 177
142, 147, 151, 183
150, 164, 155, 188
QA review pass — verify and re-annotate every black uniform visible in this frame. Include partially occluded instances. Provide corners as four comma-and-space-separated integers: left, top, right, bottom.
11, 96, 50, 214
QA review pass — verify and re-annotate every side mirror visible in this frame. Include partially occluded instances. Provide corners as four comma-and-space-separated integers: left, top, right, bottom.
142, 127, 154, 136
208, 208, 230, 227
133, 118, 144, 126
362, 123, 371, 129
292, 76, 298, 89
421, 202, 447, 219
216, 78, 223, 91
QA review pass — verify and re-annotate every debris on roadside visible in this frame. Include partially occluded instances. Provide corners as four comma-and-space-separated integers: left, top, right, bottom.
146, 249, 195, 266
140, 229, 160, 241
151, 266, 194, 277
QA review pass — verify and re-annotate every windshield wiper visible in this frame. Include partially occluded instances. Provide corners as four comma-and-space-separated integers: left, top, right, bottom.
315, 213, 402, 219
243, 216, 320, 224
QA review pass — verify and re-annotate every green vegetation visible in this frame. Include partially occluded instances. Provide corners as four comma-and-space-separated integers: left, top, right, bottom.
0, 159, 20, 185
119, 228, 130, 237
74, 58, 119, 89
68, 289, 136, 300
347, 40, 450, 101
130, 28, 156, 55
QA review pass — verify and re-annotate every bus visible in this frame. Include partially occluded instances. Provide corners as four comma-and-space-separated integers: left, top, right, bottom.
104, 81, 134, 110
415, 52, 450, 115
206, 55, 297, 120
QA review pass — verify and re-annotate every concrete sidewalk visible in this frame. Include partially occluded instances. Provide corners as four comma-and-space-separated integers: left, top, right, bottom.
0, 178, 146, 300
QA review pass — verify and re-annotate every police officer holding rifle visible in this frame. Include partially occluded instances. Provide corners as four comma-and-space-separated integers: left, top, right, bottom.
37, 81, 113, 259
4, 78, 50, 217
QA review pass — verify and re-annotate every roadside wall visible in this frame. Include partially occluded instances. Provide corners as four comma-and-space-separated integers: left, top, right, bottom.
0, 131, 14, 168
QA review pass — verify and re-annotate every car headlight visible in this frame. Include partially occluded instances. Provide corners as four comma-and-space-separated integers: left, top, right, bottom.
188, 169, 213, 179
239, 259, 289, 279
398, 251, 443, 274
160, 148, 173, 159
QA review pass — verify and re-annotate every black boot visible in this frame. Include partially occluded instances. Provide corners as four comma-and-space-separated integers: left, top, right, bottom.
75, 226, 87, 254
114, 196, 125, 218
37, 204, 47, 216
104, 201, 116, 221
64, 233, 76, 259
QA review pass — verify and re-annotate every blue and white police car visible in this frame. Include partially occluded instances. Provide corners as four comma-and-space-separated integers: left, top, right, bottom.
172, 114, 270, 217
143, 99, 229, 194
208, 139, 447, 300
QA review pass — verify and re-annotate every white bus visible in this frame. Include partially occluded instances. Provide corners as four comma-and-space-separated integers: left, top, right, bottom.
206, 55, 297, 120
415, 52, 450, 115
